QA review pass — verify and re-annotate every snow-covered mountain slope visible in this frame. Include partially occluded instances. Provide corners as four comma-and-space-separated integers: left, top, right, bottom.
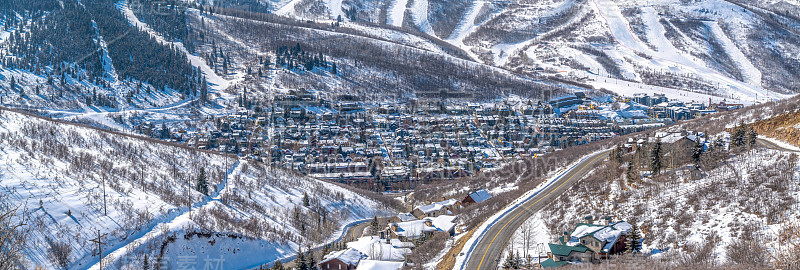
0, 108, 391, 269
518, 146, 799, 266
2, 0, 798, 115
255, 0, 800, 103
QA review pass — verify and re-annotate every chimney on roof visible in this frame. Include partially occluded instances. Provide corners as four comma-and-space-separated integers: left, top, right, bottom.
604, 216, 612, 225
585, 215, 594, 224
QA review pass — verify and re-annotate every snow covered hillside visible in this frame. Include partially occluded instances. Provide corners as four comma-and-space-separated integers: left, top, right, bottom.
531, 144, 799, 266
0, 108, 392, 269
497, 98, 800, 267
251, 0, 800, 103
3, 0, 798, 118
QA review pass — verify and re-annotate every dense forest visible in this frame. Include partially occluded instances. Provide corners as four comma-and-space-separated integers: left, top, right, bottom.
275, 43, 335, 73
0, 0, 202, 99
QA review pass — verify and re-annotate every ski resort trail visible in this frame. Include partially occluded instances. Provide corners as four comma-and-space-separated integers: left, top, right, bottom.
117, 1, 234, 94
589, 0, 781, 102
327, 0, 344, 20
387, 0, 409, 27
447, 0, 486, 43
275, 0, 302, 16
705, 21, 762, 86
86, 160, 243, 270
410, 0, 435, 35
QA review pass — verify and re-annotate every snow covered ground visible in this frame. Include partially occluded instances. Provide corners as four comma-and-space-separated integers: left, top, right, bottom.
117, 1, 237, 97
585, 0, 786, 103
0, 109, 390, 269
498, 213, 551, 265
536, 142, 800, 265
409, 0, 435, 35
454, 150, 606, 270
387, 0, 409, 27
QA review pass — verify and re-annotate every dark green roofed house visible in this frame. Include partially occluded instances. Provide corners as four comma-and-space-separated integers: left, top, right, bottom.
543, 220, 634, 267
548, 243, 596, 263
540, 258, 569, 268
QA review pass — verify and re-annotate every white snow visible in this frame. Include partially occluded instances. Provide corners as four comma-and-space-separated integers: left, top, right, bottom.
588, 0, 786, 103
356, 260, 405, 270
447, 0, 487, 44
275, 0, 303, 16
387, 0, 410, 27
117, 1, 235, 96
327, 0, 344, 20
455, 149, 607, 270
409, 0, 434, 35
500, 213, 551, 264
0, 109, 389, 270
705, 21, 762, 86
348, 236, 413, 261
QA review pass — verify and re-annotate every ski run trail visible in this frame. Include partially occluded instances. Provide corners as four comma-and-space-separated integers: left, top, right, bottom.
590, 0, 785, 103
86, 160, 244, 270
387, 0, 410, 27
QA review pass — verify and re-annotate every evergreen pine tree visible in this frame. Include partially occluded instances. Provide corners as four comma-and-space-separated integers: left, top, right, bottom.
160, 123, 170, 139
747, 127, 758, 148
143, 254, 149, 270
733, 122, 747, 147
306, 249, 317, 270
692, 139, 704, 164
296, 247, 308, 270
650, 140, 662, 175
626, 222, 643, 254
331, 63, 337, 75
501, 250, 519, 269
626, 161, 636, 182
271, 260, 285, 270
302, 192, 310, 207
371, 216, 380, 233
197, 168, 208, 196
612, 144, 623, 165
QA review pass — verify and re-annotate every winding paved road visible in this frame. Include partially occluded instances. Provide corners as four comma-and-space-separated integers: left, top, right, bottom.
756, 138, 800, 153
462, 138, 796, 270
463, 150, 611, 270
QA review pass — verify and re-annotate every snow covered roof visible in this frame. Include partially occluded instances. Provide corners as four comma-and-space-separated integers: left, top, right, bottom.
466, 189, 492, 203
355, 260, 405, 270
651, 132, 684, 144
391, 220, 437, 239
347, 236, 412, 261
416, 199, 460, 213
320, 248, 367, 266
395, 213, 417, 222
567, 221, 633, 252
424, 215, 457, 232
568, 224, 605, 245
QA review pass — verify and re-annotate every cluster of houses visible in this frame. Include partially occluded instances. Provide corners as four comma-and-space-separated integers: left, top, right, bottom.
541, 217, 635, 268
318, 189, 493, 269
134, 89, 733, 190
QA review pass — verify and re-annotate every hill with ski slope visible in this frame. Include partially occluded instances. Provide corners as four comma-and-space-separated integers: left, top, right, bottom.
0, 0, 796, 126
0, 107, 393, 269
239, 0, 799, 102
473, 95, 800, 269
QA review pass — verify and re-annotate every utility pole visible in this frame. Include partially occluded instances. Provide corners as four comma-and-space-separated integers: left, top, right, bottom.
89, 230, 108, 270
102, 176, 107, 216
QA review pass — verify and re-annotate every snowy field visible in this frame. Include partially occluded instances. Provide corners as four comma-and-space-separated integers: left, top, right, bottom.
0, 109, 389, 269
532, 143, 800, 265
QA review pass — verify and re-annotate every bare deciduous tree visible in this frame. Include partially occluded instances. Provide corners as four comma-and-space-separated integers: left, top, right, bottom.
0, 195, 26, 269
